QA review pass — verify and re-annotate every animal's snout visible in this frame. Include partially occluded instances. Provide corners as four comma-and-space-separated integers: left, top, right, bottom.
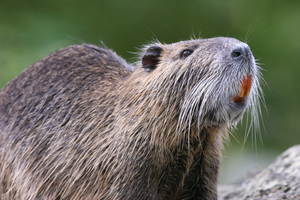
231, 45, 251, 61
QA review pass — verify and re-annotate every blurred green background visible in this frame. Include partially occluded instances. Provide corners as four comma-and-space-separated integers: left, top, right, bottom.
1, 0, 300, 184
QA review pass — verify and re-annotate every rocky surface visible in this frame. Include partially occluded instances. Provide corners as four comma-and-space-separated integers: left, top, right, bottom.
219, 145, 300, 200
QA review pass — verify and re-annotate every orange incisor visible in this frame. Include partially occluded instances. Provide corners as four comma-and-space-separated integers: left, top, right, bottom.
233, 74, 251, 103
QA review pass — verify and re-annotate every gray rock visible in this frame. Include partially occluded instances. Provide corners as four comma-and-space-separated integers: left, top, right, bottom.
219, 145, 300, 200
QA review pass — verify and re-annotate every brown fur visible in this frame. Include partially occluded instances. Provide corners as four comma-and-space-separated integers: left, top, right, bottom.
0, 37, 262, 199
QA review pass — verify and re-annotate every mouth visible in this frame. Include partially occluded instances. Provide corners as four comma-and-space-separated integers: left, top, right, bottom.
233, 74, 251, 103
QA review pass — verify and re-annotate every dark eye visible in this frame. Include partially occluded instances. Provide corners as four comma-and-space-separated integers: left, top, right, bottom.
180, 49, 194, 58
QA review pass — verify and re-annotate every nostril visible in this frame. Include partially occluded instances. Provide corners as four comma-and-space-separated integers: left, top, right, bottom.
231, 47, 244, 61
231, 51, 241, 58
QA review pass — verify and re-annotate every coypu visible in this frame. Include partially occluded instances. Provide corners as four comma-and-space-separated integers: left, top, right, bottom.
0, 37, 263, 200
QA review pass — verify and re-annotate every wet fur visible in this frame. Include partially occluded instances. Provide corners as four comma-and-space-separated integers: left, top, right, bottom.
0, 38, 262, 199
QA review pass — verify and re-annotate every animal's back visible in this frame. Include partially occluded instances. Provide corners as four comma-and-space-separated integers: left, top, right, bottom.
0, 44, 132, 199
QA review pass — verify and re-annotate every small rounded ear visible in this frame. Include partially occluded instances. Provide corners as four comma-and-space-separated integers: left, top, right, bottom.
142, 46, 162, 72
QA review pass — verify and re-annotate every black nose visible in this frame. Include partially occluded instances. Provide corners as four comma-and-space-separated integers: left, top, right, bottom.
231, 46, 251, 61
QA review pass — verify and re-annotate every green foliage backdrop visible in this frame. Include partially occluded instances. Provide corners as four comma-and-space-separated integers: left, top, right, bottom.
1, 0, 300, 183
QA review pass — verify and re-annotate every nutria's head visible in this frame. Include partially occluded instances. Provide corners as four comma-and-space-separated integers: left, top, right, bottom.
115, 37, 263, 144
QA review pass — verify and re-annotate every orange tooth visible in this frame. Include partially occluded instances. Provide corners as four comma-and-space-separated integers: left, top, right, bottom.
239, 74, 251, 98
245, 74, 251, 97
233, 74, 252, 103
